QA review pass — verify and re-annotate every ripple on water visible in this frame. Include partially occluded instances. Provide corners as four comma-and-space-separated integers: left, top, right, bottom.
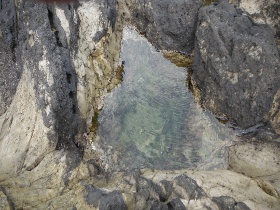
94, 27, 237, 171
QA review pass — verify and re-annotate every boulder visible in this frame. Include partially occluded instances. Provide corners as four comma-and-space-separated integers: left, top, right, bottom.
193, 0, 280, 129
229, 140, 280, 178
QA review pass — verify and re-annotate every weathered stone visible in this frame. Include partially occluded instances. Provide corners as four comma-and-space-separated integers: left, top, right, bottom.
269, 89, 280, 134
0, 0, 85, 180
0, 0, 22, 116
85, 185, 104, 207
143, 169, 280, 209
167, 197, 186, 210
228, 141, 280, 177
173, 175, 206, 201
129, 0, 202, 53
99, 191, 128, 210
212, 196, 250, 210
229, 0, 280, 40
159, 180, 174, 202
193, 0, 280, 129
0, 188, 13, 210
0, 41, 21, 116
0, 0, 17, 50
150, 201, 168, 210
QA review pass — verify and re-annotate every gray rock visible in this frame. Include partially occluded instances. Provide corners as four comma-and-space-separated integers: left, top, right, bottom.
193, 0, 280, 129
99, 191, 128, 210
0, 0, 17, 51
173, 175, 206, 200
0, 0, 22, 115
235, 202, 252, 210
130, 0, 202, 53
212, 196, 250, 210
0, 41, 21, 116
167, 198, 186, 210
85, 185, 104, 207
137, 177, 166, 201
229, 0, 280, 40
150, 201, 169, 210
159, 180, 174, 202
135, 177, 165, 209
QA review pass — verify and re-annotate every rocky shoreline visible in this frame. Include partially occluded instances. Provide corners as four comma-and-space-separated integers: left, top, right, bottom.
0, 0, 279, 209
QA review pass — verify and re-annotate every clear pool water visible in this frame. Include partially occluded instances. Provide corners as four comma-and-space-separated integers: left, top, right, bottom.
94, 27, 236, 171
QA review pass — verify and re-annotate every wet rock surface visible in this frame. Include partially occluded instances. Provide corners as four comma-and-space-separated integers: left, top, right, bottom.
193, 0, 280, 129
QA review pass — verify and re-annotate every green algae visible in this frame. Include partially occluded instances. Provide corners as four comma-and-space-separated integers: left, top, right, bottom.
89, 111, 100, 136
203, 0, 218, 6
162, 51, 194, 68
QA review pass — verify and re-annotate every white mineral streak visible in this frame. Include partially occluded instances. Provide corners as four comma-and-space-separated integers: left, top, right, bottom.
239, 0, 261, 14
55, 6, 70, 45
74, 0, 104, 119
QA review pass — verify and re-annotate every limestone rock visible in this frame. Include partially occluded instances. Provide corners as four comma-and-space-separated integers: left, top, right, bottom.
193, 0, 280, 129
0, 189, 13, 210
0, 0, 84, 180
229, 140, 280, 178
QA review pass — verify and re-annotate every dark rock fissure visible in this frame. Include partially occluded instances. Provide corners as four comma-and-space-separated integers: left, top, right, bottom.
47, 7, 63, 47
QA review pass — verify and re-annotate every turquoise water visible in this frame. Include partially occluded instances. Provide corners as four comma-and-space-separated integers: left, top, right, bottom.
95, 28, 236, 171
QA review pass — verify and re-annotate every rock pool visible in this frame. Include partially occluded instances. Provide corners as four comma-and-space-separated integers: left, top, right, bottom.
94, 27, 237, 171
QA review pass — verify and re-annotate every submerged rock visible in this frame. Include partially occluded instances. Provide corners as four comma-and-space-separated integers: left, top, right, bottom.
193, 0, 280, 129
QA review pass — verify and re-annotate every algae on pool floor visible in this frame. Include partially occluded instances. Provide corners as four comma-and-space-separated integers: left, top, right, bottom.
94, 27, 237, 171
